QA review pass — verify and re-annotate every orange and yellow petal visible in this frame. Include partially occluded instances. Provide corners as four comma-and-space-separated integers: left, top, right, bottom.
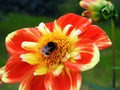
2, 53, 35, 83
69, 70, 81, 90
19, 74, 46, 90
34, 64, 64, 76
20, 53, 39, 65
65, 38, 100, 71
37, 23, 52, 35
68, 29, 81, 45
0, 66, 5, 84
44, 69, 81, 90
80, 25, 112, 50
56, 13, 92, 35
34, 64, 48, 75
5, 28, 42, 55
21, 41, 39, 51
45, 22, 54, 32
52, 64, 64, 76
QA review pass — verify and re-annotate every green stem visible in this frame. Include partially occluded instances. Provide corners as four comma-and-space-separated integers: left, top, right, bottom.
111, 17, 116, 89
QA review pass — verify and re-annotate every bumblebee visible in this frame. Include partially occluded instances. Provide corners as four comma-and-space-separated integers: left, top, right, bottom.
42, 42, 57, 55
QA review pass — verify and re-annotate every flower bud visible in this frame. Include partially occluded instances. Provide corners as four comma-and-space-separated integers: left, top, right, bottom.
79, 0, 118, 22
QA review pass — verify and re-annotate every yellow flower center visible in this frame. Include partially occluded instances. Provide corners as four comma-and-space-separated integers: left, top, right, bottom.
37, 31, 70, 66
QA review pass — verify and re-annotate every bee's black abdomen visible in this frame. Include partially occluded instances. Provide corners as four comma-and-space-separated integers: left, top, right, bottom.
42, 42, 57, 55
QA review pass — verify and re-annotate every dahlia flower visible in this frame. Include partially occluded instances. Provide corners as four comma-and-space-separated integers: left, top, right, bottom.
0, 13, 111, 90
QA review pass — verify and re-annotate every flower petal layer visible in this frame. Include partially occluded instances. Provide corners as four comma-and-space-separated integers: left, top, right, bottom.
56, 13, 92, 35
21, 41, 39, 51
65, 38, 100, 71
19, 74, 46, 90
34, 64, 48, 75
2, 53, 35, 83
5, 28, 42, 55
45, 22, 54, 32
0, 67, 5, 84
20, 53, 39, 65
80, 0, 108, 10
45, 69, 81, 90
80, 0, 94, 9
80, 25, 112, 50
37, 23, 51, 35
82, 10, 100, 22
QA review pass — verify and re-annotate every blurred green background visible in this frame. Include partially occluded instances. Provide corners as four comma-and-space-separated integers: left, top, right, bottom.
0, 0, 120, 90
